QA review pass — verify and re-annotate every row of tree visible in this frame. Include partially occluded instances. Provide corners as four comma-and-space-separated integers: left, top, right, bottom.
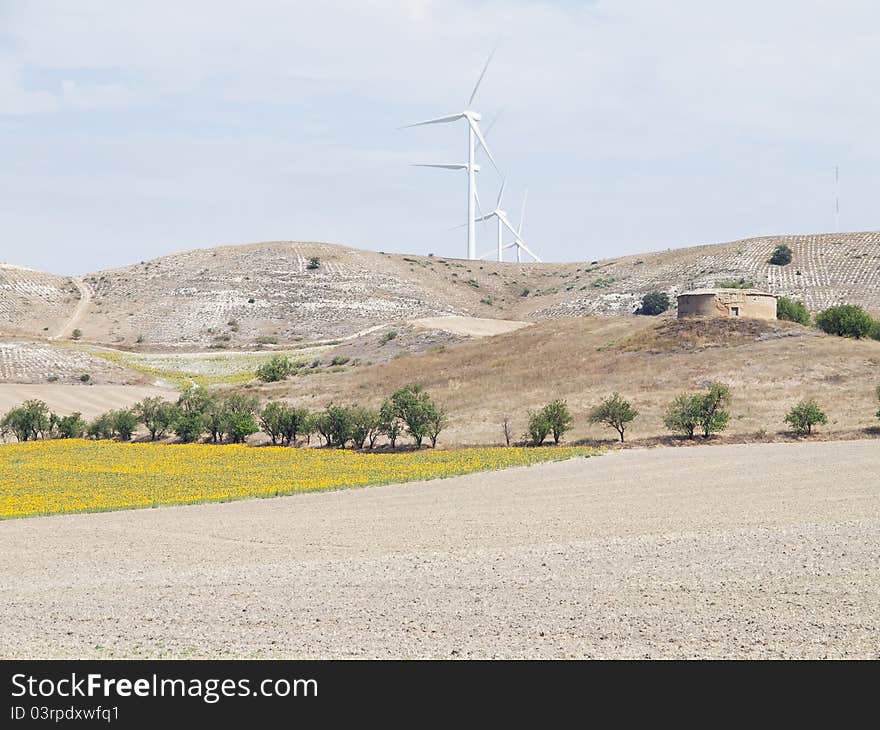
523, 383, 880, 444
0, 384, 447, 449
4, 384, 878, 447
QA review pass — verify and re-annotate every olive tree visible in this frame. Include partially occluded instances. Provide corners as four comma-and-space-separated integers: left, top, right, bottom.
222, 393, 260, 444
588, 393, 638, 442
56, 412, 87, 439
784, 399, 828, 435
0, 399, 52, 441
110, 409, 139, 441
134, 396, 179, 440
379, 399, 402, 449
389, 385, 441, 448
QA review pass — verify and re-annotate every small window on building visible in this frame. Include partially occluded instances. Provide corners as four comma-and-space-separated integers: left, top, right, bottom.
730, 306, 740, 317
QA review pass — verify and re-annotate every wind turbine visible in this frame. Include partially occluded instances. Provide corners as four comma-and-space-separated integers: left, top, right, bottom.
403, 49, 500, 260
474, 179, 510, 262
503, 190, 541, 263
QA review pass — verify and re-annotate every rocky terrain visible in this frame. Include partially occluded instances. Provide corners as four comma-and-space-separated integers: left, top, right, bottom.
2, 232, 879, 349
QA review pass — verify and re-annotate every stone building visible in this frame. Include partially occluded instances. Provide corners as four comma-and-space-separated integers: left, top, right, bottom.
676, 289, 777, 320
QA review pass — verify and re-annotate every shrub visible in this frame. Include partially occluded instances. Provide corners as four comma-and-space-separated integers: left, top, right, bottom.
47, 374, 59, 382
379, 330, 398, 345
636, 291, 670, 316
255, 335, 278, 345
330, 356, 350, 366
1, 400, 52, 441
110, 409, 138, 441
716, 278, 753, 289
56, 412, 86, 439
306, 256, 320, 270
79, 373, 90, 383
776, 296, 810, 325
769, 244, 793, 265
875, 385, 880, 422
815, 304, 875, 339
589, 393, 638, 442
256, 355, 294, 382
71, 328, 82, 340
784, 399, 828, 435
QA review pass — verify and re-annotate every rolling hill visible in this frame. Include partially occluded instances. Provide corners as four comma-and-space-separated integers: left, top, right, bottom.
2, 231, 880, 349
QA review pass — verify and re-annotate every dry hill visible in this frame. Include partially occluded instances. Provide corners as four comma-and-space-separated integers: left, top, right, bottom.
257, 316, 880, 446
3, 231, 880, 349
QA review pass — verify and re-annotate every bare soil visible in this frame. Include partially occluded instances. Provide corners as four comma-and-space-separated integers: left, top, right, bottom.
1, 440, 877, 659
0, 384, 176, 421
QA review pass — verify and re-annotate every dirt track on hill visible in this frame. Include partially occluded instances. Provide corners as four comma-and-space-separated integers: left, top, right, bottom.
0, 440, 878, 658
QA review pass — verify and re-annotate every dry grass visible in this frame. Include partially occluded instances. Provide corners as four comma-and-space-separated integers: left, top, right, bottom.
256, 316, 880, 446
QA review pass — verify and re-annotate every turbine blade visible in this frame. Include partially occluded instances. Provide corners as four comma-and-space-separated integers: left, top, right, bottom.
411, 163, 468, 170
401, 112, 464, 129
468, 46, 498, 107
518, 189, 528, 236
500, 215, 519, 238
516, 239, 541, 262
474, 185, 483, 219
483, 107, 504, 139
468, 117, 499, 173
496, 178, 506, 209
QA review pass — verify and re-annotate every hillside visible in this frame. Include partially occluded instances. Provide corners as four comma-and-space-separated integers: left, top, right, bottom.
256, 316, 880, 446
0, 264, 82, 338
2, 231, 880, 349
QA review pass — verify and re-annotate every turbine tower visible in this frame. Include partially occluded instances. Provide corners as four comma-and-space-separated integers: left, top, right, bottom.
403, 50, 500, 259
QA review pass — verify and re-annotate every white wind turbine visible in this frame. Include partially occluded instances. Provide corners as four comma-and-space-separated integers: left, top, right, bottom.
403, 50, 500, 260
476, 185, 541, 262
506, 190, 540, 262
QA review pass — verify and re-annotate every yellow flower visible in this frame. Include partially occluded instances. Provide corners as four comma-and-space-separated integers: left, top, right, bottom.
0, 440, 597, 520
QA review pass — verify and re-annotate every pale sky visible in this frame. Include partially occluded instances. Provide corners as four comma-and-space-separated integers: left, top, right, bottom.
2, 0, 879, 274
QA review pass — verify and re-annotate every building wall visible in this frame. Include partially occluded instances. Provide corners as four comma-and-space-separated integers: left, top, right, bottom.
677, 292, 777, 320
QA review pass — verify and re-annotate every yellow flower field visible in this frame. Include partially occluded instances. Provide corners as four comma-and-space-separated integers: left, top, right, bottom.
0, 440, 597, 519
